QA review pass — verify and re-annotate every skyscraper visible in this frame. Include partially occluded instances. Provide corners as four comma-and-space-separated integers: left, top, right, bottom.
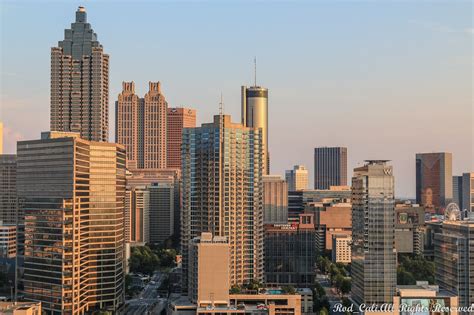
434, 215, 474, 310
263, 175, 288, 224
285, 165, 308, 191
147, 182, 175, 245
125, 186, 149, 243
50, 7, 109, 142
0, 155, 17, 225
115, 81, 168, 169
461, 172, 474, 212
453, 175, 463, 209
167, 107, 196, 169
181, 114, 264, 289
351, 160, 396, 305
314, 147, 348, 189
17, 131, 125, 314
416, 152, 453, 213
241, 85, 269, 174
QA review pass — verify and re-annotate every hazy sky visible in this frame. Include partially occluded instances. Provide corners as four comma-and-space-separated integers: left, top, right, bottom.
1, 1, 472, 197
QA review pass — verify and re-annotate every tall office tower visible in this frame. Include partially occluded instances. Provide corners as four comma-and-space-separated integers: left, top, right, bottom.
188, 232, 230, 305
17, 131, 125, 314
50, 7, 109, 142
351, 160, 396, 305
263, 175, 288, 224
181, 114, 264, 289
453, 175, 464, 209
416, 152, 453, 213
116, 81, 168, 169
394, 203, 425, 255
241, 85, 269, 174
434, 215, 474, 310
285, 165, 308, 191
125, 186, 149, 243
462, 172, 474, 212
147, 182, 175, 245
167, 108, 196, 169
0, 155, 17, 225
264, 213, 317, 286
314, 147, 348, 189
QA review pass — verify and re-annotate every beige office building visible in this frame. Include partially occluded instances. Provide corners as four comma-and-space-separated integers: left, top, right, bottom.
167, 107, 196, 169
0, 301, 42, 315
332, 234, 351, 264
17, 131, 125, 314
115, 81, 168, 169
0, 154, 18, 225
0, 223, 16, 259
263, 175, 288, 224
181, 115, 264, 289
50, 7, 109, 142
285, 165, 308, 191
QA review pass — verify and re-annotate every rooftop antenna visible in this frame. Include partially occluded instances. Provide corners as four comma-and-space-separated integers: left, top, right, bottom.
254, 56, 257, 87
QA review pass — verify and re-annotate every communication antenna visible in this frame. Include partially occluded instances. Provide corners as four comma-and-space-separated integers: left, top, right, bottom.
254, 56, 257, 87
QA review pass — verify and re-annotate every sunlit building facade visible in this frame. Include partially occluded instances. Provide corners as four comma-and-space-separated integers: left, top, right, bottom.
181, 115, 264, 290
285, 165, 308, 191
167, 107, 196, 169
0, 154, 18, 225
17, 132, 125, 314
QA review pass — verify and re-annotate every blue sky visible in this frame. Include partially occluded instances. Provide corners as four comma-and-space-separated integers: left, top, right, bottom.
1, 0, 472, 197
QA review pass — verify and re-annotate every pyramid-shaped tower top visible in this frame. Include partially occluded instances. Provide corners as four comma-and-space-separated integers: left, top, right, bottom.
57, 6, 103, 60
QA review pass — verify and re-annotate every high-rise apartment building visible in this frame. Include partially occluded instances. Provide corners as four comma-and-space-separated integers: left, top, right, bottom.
181, 114, 264, 289
167, 108, 196, 169
0, 155, 18, 225
314, 147, 348, 189
462, 172, 474, 212
17, 131, 125, 314
116, 81, 168, 169
241, 85, 269, 174
351, 160, 396, 305
263, 175, 288, 224
416, 152, 453, 213
285, 165, 308, 191
434, 216, 474, 310
50, 7, 109, 142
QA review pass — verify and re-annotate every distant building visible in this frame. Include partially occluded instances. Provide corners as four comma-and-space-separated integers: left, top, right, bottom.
263, 175, 288, 224
285, 165, 308, 191
0, 155, 18, 225
309, 198, 352, 253
416, 152, 453, 213
0, 122, 3, 154
17, 131, 125, 314
394, 203, 425, 255
434, 216, 474, 310
115, 81, 168, 169
0, 223, 16, 259
287, 186, 351, 220
188, 232, 230, 306
241, 85, 269, 174
148, 182, 176, 245
314, 147, 347, 189
391, 282, 459, 315
264, 213, 316, 286
453, 175, 464, 209
125, 186, 149, 243
50, 7, 109, 142
351, 160, 396, 305
332, 234, 351, 264
461, 172, 474, 212
167, 108, 196, 169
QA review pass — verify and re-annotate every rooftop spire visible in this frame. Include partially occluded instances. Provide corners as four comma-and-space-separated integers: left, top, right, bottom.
254, 57, 257, 87
76, 6, 87, 23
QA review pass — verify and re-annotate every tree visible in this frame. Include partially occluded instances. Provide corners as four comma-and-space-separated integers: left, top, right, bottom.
282, 285, 296, 295
340, 278, 351, 295
319, 307, 329, 315
230, 285, 242, 294
397, 254, 435, 285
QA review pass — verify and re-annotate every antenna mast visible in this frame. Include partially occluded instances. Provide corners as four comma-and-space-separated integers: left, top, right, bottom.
254, 57, 257, 87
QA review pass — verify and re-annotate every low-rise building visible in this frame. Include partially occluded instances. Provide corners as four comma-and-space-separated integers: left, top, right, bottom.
0, 301, 42, 315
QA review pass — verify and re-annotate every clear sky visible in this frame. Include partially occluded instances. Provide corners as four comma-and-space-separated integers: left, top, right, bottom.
1, 0, 472, 198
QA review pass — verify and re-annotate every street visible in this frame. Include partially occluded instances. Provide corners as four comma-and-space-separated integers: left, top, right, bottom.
316, 273, 345, 315
123, 272, 168, 315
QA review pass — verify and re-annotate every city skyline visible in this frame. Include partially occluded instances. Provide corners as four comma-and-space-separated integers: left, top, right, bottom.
1, 2, 472, 198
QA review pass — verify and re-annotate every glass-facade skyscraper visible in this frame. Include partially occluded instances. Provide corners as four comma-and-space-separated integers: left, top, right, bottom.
351, 160, 396, 305
17, 132, 126, 314
314, 147, 348, 189
50, 7, 109, 142
181, 114, 264, 290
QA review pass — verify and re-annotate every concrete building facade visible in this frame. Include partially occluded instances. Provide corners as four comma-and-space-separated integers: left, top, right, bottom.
0, 154, 18, 225
285, 165, 308, 192
263, 175, 288, 224
167, 108, 196, 169
462, 172, 474, 212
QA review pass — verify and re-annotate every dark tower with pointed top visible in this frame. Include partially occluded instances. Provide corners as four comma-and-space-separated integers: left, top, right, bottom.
51, 6, 109, 142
